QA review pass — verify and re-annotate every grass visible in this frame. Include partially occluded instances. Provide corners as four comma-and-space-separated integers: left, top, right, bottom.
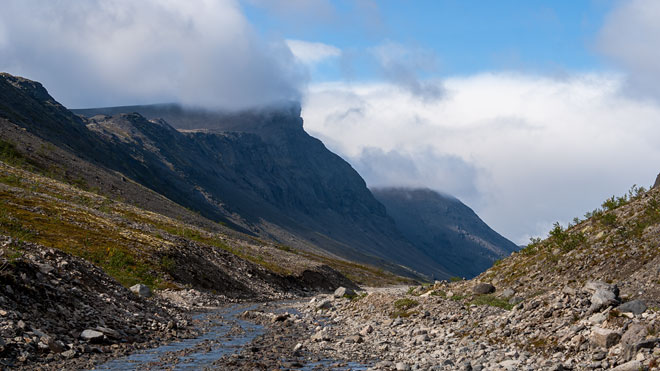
390, 298, 419, 318
394, 298, 419, 310
470, 294, 514, 310
0, 158, 415, 291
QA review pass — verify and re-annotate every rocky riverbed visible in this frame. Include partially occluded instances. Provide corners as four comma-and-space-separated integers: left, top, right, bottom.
265, 283, 659, 371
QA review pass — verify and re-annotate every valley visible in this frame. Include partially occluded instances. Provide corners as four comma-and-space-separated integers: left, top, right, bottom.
0, 73, 658, 370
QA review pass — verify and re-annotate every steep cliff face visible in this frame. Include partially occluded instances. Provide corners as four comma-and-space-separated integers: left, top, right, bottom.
1, 74, 441, 279
372, 188, 518, 279
81, 108, 438, 278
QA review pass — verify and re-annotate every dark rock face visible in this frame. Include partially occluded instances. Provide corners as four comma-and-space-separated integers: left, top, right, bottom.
0, 74, 434, 279
371, 188, 518, 279
1, 73, 514, 280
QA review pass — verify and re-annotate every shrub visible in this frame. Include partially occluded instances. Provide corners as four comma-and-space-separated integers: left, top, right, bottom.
394, 298, 419, 310
470, 294, 514, 310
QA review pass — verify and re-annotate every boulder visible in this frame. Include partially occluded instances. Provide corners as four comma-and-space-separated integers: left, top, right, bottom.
80, 329, 104, 343
333, 286, 356, 298
500, 288, 515, 299
621, 324, 648, 346
591, 327, 621, 348
584, 281, 619, 296
96, 326, 121, 339
315, 300, 332, 310
617, 300, 646, 315
590, 289, 619, 312
472, 283, 496, 295
611, 360, 643, 371
130, 284, 152, 298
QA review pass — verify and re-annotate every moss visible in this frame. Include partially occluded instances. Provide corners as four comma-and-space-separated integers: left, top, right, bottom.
470, 294, 514, 310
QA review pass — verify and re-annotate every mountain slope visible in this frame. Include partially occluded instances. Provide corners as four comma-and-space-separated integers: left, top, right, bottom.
372, 188, 518, 279
0, 73, 437, 279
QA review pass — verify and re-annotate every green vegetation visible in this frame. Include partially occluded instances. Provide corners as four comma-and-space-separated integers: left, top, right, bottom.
351, 292, 368, 302
450, 294, 466, 301
449, 276, 463, 282
470, 294, 514, 310
547, 222, 586, 252
394, 298, 419, 310
390, 298, 419, 318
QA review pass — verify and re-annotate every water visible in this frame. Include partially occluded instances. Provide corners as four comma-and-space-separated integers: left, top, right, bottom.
94, 304, 262, 370
94, 302, 371, 370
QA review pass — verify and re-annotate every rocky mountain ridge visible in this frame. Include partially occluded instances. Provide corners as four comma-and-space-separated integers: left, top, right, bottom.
372, 188, 519, 279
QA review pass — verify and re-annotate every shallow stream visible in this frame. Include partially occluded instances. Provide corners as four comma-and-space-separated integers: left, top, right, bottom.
95, 304, 262, 370
94, 302, 369, 370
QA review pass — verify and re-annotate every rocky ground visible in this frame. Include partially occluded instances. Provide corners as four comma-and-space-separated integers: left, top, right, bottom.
222, 283, 659, 371
0, 236, 249, 370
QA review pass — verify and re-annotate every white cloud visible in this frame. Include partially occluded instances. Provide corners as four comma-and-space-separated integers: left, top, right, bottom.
369, 41, 444, 100
0, 0, 305, 109
302, 73, 660, 244
598, 0, 660, 101
286, 39, 341, 65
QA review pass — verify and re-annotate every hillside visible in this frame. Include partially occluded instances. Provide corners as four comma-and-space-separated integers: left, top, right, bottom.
0, 73, 439, 280
287, 183, 660, 371
372, 188, 519, 279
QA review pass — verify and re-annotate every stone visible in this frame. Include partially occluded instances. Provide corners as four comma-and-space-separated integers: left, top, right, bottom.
37, 263, 55, 274
584, 281, 619, 296
333, 287, 356, 298
316, 300, 332, 310
61, 349, 76, 359
590, 289, 619, 312
499, 359, 521, 370
359, 325, 373, 336
42, 336, 65, 353
96, 326, 121, 339
617, 300, 646, 315
472, 283, 496, 295
621, 324, 648, 346
130, 284, 152, 298
587, 312, 607, 325
591, 327, 621, 348
509, 297, 524, 305
395, 362, 411, 371
500, 288, 515, 299
80, 329, 104, 343
611, 360, 643, 371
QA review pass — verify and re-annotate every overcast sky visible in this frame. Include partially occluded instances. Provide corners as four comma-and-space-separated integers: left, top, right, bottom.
2, 0, 660, 243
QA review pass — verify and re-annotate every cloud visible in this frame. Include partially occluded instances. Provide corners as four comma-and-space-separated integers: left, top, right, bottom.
351, 147, 481, 201
598, 0, 660, 101
302, 73, 660, 244
0, 0, 306, 109
369, 41, 445, 101
286, 39, 341, 65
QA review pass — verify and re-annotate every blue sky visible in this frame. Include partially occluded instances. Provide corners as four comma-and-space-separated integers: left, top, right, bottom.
242, 0, 616, 82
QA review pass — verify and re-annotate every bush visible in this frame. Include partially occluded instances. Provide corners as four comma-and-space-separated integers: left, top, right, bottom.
470, 294, 514, 310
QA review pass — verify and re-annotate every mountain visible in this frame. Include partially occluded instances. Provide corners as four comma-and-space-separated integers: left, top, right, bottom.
0, 73, 440, 279
372, 188, 519, 279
